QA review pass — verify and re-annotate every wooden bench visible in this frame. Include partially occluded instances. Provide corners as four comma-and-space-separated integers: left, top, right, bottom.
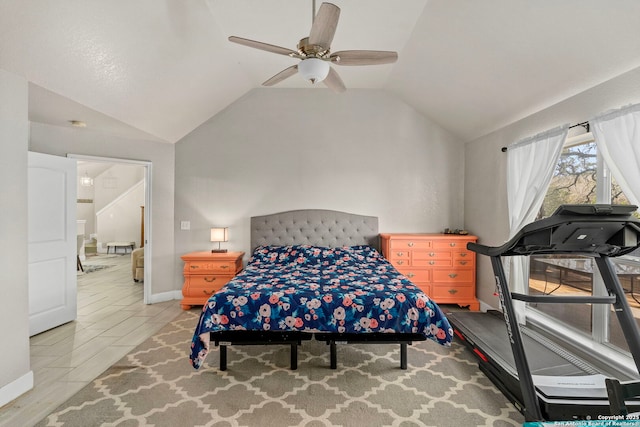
106, 241, 135, 254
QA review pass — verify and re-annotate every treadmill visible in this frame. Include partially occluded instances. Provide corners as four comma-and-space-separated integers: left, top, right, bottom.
447, 204, 640, 422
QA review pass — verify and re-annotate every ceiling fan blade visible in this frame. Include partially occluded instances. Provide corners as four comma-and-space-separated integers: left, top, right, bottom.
323, 67, 346, 93
262, 65, 299, 87
330, 50, 398, 66
229, 36, 299, 57
308, 2, 340, 49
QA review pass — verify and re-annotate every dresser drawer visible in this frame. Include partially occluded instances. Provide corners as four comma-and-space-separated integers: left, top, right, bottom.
389, 239, 432, 250
184, 260, 238, 274
433, 240, 464, 250
396, 267, 430, 283
453, 258, 474, 268
390, 258, 411, 268
388, 250, 411, 260
432, 269, 475, 283
413, 250, 451, 260
453, 251, 474, 260
412, 258, 452, 267
431, 284, 476, 300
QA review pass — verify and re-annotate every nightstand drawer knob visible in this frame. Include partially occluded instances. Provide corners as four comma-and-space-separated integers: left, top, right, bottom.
190, 265, 199, 269
396, 260, 404, 265
450, 243, 456, 247
429, 261, 435, 265
429, 252, 435, 257
221, 265, 229, 269
448, 289, 458, 294
459, 261, 467, 265
460, 253, 467, 257
396, 252, 404, 257
407, 242, 414, 247
204, 276, 217, 282
449, 273, 458, 278
203, 290, 213, 295
407, 273, 415, 278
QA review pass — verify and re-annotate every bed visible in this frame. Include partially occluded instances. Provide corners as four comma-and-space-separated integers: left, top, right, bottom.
189, 209, 453, 371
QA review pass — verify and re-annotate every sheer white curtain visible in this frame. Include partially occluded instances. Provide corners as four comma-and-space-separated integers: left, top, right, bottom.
506, 125, 568, 322
591, 103, 640, 206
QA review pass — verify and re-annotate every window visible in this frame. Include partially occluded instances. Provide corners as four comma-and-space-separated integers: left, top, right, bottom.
527, 131, 640, 358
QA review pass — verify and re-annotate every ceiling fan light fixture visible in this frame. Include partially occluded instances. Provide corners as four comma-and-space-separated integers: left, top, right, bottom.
298, 58, 330, 84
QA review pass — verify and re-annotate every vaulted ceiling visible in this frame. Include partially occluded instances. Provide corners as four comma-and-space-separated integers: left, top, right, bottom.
2, 0, 640, 144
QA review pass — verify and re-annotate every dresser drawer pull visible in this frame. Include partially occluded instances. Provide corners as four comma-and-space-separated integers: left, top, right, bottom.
449, 273, 458, 278
459, 261, 467, 265
429, 252, 435, 257
429, 261, 435, 265
220, 265, 229, 269
203, 289, 213, 295
448, 289, 458, 294
396, 252, 404, 257
204, 276, 217, 282
396, 260, 404, 265
407, 273, 415, 278
407, 242, 414, 247
190, 265, 199, 269
450, 242, 456, 247
460, 253, 467, 257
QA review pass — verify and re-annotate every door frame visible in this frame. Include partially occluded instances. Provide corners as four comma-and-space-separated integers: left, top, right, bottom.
68, 154, 152, 304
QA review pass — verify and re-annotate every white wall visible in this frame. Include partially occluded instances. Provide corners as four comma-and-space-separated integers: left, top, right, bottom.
96, 181, 144, 249
464, 65, 640, 308
29, 123, 177, 296
0, 70, 33, 406
175, 88, 465, 282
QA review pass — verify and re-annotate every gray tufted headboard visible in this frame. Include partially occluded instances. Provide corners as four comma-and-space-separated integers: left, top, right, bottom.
250, 209, 379, 251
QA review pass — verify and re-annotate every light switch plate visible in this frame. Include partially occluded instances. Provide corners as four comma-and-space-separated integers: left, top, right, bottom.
180, 221, 190, 230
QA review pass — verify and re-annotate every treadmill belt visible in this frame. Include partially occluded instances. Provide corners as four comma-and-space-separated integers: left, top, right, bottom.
448, 311, 640, 420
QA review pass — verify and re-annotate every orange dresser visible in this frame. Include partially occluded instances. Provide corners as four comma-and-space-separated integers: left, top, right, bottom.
180, 251, 244, 310
379, 234, 479, 311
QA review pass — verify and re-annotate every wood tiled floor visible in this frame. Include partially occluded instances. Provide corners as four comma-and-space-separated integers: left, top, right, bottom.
0, 253, 183, 427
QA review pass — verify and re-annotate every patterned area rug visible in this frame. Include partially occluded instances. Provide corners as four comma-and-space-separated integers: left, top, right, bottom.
35, 310, 524, 427
79, 264, 114, 274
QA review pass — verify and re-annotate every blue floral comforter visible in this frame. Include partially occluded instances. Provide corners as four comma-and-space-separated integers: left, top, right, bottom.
189, 245, 452, 369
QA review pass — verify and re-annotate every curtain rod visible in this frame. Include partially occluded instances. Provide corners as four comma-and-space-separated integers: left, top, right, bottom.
500, 121, 590, 152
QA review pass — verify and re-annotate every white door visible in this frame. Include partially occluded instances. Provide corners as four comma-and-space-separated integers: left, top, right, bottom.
28, 152, 77, 336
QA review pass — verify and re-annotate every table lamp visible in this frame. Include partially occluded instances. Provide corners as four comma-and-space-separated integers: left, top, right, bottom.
210, 227, 228, 253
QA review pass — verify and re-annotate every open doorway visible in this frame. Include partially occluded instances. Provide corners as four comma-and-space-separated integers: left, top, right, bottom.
69, 154, 152, 304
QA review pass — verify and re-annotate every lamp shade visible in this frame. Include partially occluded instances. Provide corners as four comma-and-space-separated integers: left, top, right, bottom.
210, 227, 228, 243
298, 58, 330, 84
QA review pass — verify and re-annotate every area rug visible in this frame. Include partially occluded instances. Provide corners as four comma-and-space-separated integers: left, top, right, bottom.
79, 264, 115, 274
35, 310, 524, 427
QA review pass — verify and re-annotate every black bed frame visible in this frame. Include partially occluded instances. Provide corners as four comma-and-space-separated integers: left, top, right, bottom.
211, 331, 425, 371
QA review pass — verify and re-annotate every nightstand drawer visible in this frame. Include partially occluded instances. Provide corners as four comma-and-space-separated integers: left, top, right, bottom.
184, 276, 231, 296
184, 260, 237, 274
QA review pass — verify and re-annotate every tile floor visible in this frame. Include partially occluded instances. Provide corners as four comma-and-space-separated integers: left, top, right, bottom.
0, 253, 183, 427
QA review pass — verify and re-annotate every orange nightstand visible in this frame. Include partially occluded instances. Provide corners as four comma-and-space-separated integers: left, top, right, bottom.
180, 251, 244, 310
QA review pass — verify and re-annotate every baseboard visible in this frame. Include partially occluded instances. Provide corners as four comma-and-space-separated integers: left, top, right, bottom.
0, 370, 33, 408
148, 290, 182, 305
478, 299, 497, 313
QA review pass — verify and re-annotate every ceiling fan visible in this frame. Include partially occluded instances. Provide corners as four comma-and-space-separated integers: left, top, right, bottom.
228, 1, 398, 93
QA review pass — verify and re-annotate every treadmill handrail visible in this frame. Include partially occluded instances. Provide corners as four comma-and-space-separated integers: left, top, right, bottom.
511, 293, 617, 304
